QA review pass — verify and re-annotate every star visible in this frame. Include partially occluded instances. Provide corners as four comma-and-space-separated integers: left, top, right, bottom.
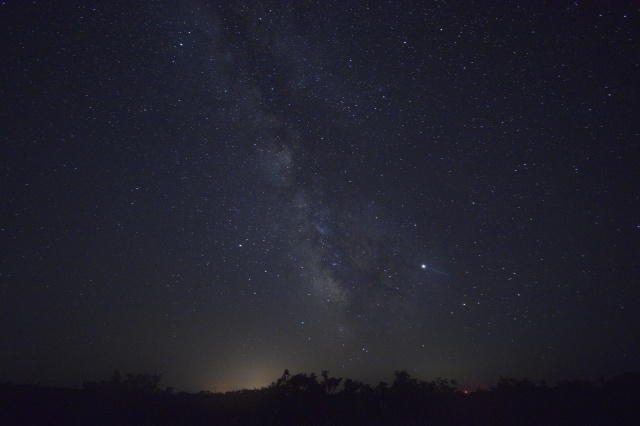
1, 0, 636, 395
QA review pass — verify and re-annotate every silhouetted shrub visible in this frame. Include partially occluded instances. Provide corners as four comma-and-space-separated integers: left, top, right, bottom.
2, 370, 639, 425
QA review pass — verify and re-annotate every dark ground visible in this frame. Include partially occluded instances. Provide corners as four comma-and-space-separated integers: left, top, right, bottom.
1, 370, 639, 425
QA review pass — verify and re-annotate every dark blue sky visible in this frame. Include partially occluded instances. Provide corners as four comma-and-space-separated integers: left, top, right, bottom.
1, 0, 638, 392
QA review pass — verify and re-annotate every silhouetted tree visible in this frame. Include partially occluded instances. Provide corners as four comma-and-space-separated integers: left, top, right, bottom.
341, 378, 366, 394
269, 370, 323, 398
391, 370, 420, 394
84, 370, 171, 396
320, 370, 342, 394
375, 381, 389, 396
5, 369, 640, 426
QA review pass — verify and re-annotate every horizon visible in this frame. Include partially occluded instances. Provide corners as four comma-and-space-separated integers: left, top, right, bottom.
2, 366, 632, 395
5, 369, 640, 425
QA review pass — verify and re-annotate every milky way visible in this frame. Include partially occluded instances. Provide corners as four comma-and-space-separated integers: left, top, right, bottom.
1, 1, 638, 392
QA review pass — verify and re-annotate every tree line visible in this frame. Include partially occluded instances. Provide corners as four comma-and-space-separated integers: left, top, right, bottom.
1, 369, 639, 425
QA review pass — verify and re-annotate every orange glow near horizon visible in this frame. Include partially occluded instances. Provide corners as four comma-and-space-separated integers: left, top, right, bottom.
209, 365, 281, 392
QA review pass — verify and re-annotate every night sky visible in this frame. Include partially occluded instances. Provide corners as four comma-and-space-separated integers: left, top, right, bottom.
1, 1, 639, 393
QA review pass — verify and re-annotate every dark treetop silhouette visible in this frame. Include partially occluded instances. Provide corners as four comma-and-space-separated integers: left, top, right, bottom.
2, 370, 639, 425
